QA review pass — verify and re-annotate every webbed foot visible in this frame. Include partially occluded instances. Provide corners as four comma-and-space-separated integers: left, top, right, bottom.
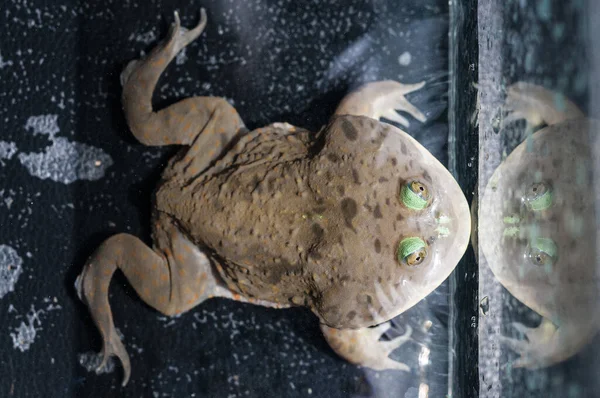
496, 318, 588, 369
335, 80, 427, 126
494, 82, 584, 134
321, 321, 413, 371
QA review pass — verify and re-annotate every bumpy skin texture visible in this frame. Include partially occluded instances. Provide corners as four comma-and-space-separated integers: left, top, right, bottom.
479, 82, 600, 369
75, 10, 471, 385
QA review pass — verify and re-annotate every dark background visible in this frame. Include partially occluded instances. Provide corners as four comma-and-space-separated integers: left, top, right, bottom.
0, 1, 464, 397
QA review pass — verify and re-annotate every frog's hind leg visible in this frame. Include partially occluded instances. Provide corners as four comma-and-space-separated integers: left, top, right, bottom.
75, 212, 223, 386
320, 322, 413, 371
121, 9, 245, 175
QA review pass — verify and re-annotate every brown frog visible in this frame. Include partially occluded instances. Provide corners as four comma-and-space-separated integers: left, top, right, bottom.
75, 9, 471, 385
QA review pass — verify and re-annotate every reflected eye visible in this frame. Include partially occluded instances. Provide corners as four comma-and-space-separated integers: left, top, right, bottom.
526, 237, 557, 266
400, 181, 431, 210
523, 182, 553, 211
398, 237, 428, 266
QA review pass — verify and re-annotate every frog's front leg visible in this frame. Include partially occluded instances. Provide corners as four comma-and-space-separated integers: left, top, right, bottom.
498, 82, 584, 132
121, 9, 245, 176
320, 322, 412, 371
335, 80, 426, 127
498, 317, 597, 369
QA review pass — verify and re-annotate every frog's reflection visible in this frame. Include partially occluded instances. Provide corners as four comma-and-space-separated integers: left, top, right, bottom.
478, 82, 600, 369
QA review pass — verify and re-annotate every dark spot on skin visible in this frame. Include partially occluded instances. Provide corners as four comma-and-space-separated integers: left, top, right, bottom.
391, 157, 398, 166
311, 223, 325, 240
341, 119, 359, 141
309, 250, 323, 260
357, 294, 373, 305
378, 177, 389, 183
313, 206, 327, 214
346, 311, 357, 321
337, 185, 345, 196
374, 239, 381, 253
339, 275, 351, 283
352, 168, 360, 184
385, 198, 390, 206
373, 204, 382, 219
327, 153, 339, 163
422, 170, 432, 183
325, 171, 332, 180
340, 198, 358, 231
267, 177, 277, 193
401, 142, 408, 155
405, 165, 409, 172
552, 158, 562, 168
363, 203, 373, 212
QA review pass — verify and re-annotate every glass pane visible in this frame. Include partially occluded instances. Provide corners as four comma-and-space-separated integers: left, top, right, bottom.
477, 1, 600, 397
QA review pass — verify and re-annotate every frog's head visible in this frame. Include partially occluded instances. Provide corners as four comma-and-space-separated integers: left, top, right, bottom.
307, 116, 471, 329
479, 119, 599, 316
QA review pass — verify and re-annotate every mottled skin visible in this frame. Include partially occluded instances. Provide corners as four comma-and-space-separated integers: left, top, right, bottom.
479, 82, 600, 368
75, 10, 471, 385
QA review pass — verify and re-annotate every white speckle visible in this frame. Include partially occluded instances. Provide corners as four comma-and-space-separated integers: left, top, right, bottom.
0, 245, 23, 299
175, 48, 188, 65
398, 51, 412, 66
18, 115, 113, 184
18, 137, 113, 184
9, 302, 61, 352
78, 351, 116, 374
25, 114, 60, 138
0, 52, 13, 69
130, 30, 157, 45
10, 317, 39, 351
0, 141, 18, 165
10, 307, 41, 352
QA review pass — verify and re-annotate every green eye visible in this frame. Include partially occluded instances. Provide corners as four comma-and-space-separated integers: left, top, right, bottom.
400, 181, 430, 210
524, 182, 553, 211
398, 237, 427, 266
527, 237, 557, 266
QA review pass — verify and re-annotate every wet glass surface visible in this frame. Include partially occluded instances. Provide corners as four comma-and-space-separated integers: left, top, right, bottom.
477, 1, 600, 397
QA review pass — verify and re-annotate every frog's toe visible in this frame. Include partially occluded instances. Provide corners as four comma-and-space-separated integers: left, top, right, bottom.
168, 8, 207, 54
334, 80, 426, 125
376, 81, 427, 127
497, 321, 556, 369
320, 322, 413, 372
98, 332, 131, 386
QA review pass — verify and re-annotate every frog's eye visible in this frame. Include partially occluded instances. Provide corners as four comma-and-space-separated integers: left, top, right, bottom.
523, 182, 553, 211
400, 181, 431, 210
526, 237, 558, 266
398, 237, 428, 266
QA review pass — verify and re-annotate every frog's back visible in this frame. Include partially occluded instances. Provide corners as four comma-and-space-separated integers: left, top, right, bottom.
154, 123, 323, 303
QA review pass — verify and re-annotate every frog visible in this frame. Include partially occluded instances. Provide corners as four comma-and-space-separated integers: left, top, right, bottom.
478, 81, 600, 369
75, 9, 471, 386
